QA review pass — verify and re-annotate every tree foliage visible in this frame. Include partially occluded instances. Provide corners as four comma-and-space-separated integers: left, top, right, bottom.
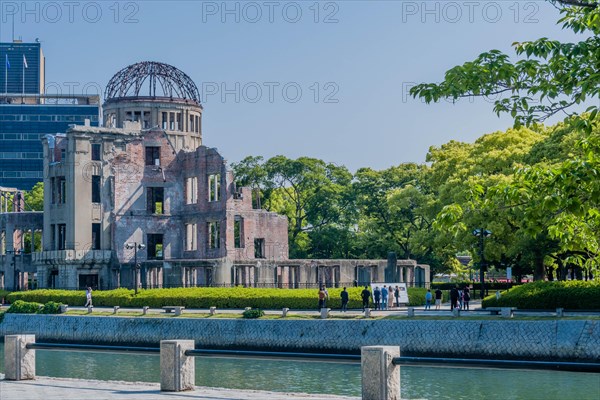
410, 0, 600, 133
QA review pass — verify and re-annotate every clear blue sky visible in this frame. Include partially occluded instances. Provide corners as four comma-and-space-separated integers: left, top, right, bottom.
0, 1, 584, 170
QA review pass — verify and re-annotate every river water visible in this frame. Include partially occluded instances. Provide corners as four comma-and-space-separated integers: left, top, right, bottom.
0, 344, 598, 399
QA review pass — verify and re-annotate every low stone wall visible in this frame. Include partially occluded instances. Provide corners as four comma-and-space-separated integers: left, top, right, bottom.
1, 314, 599, 362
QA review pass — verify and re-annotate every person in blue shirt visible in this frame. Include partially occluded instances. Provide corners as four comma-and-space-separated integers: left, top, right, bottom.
381, 285, 389, 310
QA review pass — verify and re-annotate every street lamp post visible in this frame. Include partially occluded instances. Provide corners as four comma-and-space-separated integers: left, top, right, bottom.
125, 242, 146, 295
6, 248, 20, 291
472, 228, 492, 300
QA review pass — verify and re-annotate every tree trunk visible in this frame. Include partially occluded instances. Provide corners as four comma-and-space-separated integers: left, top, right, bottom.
533, 255, 545, 281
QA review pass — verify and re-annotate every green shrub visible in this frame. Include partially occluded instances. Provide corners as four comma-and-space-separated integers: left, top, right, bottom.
482, 281, 600, 309
7, 300, 41, 314
38, 301, 63, 314
242, 308, 265, 318
5, 287, 428, 309
0, 289, 11, 302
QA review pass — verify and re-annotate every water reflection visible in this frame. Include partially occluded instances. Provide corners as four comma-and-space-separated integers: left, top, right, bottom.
0, 344, 598, 399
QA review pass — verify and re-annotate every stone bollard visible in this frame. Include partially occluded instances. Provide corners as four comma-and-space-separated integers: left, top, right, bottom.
60, 305, 68, 313
209, 306, 217, 315
113, 306, 120, 314
407, 307, 415, 317
452, 307, 461, 318
244, 307, 252, 312
160, 340, 195, 392
87, 306, 93, 314
364, 308, 372, 318
500, 307, 513, 318
320, 308, 330, 319
4, 334, 36, 380
282, 308, 289, 317
556, 308, 564, 318
143, 306, 149, 315
361, 346, 400, 400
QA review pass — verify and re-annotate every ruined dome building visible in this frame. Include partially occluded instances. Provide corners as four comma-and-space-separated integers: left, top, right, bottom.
1, 62, 428, 290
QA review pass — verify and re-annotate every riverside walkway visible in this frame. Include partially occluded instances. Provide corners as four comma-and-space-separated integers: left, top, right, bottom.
0, 375, 358, 400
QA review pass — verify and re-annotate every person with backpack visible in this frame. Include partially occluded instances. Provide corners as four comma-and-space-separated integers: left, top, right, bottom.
318, 286, 328, 309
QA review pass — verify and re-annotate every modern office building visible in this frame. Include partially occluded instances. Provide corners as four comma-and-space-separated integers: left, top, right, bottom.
0, 41, 100, 190
0, 41, 44, 95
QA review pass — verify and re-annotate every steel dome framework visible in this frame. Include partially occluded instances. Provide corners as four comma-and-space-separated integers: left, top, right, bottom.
105, 61, 200, 104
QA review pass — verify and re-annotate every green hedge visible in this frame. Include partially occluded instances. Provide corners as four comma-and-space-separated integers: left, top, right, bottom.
481, 281, 600, 309
6, 287, 426, 309
5, 300, 64, 314
7, 300, 41, 314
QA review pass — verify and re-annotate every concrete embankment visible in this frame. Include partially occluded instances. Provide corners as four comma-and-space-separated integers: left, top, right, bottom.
0, 375, 359, 400
1, 314, 599, 361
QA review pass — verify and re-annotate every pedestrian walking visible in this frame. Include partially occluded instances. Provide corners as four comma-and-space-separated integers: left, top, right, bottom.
394, 286, 400, 307
84, 287, 93, 308
340, 287, 349, 312
381, 285, 389, 310
450, 285, 459, 310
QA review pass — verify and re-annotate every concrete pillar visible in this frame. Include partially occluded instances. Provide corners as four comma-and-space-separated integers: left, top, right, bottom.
556, 308, 564, 318
320, 308, 330, 319
160, 340, 195, 392
364, 308, 371, 318
407, 307, 415, 317
361, 346, 400, 400
143, 306, 149, 315
282, 307, 289, 317
4, 334, 36, 380
452, 308, 461, 317
209, 306, 216, 315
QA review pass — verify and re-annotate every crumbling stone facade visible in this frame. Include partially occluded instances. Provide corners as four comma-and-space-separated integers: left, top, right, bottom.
1, 61, 429, 290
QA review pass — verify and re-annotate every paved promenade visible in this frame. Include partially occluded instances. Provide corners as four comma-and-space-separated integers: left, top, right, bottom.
0, 375, 358, 400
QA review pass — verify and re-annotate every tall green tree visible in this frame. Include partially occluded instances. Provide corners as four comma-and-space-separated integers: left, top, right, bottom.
410, 0, 600, 133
